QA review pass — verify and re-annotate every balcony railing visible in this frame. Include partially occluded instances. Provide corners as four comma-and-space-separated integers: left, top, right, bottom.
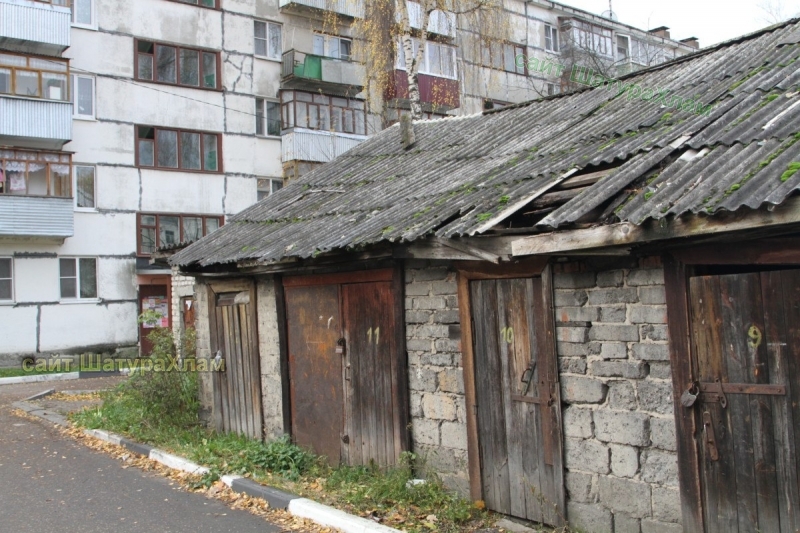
0, 194, 73, 239
385, 70, 459, 111
404, 1, 456, 38
0, 0, 71, 55
281, 128, 367, 164
278, 0, 364, 19
281, 49, 364, 95
0, 96, 72, 144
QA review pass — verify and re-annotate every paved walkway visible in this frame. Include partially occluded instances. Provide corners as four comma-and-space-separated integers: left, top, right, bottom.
0, 378, 282, 533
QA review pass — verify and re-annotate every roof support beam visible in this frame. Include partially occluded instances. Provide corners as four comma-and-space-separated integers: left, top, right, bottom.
512, 196, 800, 256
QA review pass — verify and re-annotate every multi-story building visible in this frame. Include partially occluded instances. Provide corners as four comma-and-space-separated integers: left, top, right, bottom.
0, 0, 696, 362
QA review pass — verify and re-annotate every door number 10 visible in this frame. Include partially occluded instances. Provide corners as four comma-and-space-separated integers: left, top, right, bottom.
500, 326, 514, 343
367, 327, 380, 345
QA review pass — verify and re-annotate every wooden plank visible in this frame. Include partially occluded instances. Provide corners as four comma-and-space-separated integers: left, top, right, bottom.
273, 276, 292, 437
248, 282, 264, 439
238, 302, 253, 437
522, 277, 545, 524
207, 286, 224, 433
391, 263, 410, 463
512, 196, 800, 256
553, 168, 611, 190
454, 257, 549, 280
221, 306, 238, 434
283, 268, 393, 288
663, 255, 705, 533
217, 306, 231, 434
457, 272, 483, 501
776, 270, 800, 532
233, 303, 250, 437
343, 285, 362, 465
434, 237, 501, 263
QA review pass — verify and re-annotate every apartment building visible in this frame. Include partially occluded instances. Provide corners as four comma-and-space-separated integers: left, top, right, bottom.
0, 0, 695, 362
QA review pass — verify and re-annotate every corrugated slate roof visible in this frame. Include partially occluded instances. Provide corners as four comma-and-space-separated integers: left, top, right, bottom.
173, 19, 800, 268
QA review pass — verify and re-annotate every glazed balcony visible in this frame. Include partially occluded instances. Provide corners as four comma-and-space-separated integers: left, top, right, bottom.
278, 0, 364, 19
281, 128, 366, 164
0, 0, 71, 55
281, 50, 364, 96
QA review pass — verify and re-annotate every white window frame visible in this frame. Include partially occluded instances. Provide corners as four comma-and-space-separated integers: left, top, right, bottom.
547, 83, 558, 96
257, 178, 283, 201
617, 34, 631, 63
254, 20, 282, 61
255, 97, 281, 137
71, 0, 96, 29
71, 74, 95, 120
0, 257, 13, 303
312, 34, 353, 61
544, 24, 559, 53
73, 164, 96, 211
396, 38, 457, 80
59, 257, 98, 302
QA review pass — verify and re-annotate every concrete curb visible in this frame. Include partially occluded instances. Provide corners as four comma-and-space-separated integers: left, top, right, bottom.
24, 388, 55, 401
16, 399, 402, 533
0, 372, 80, 386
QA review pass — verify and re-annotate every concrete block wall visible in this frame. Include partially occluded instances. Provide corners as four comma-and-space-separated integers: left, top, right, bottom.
171, 267, 196, 352
553, 257, 681, 533
193, 278, 214, 423
404, 260, 470, 496
255, 277, 285, 440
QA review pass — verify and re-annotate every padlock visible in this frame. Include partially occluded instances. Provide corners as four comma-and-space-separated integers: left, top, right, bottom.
335, 338, 346, 355
680, 383, 699, 408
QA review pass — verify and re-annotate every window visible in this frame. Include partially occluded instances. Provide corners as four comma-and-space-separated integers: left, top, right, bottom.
173, 0, 218, 7
0, 258, 12, 302
482, 42, 525, 74
0, 148, 71, 197
396, 38, 457, 79
60, 258, 97, 300
71, 74, 94, 119
547, 83, 558, 96
74, 165, 95, 209
312, 34, 352, 60
617, 35, 630, 62
255, 98, 281, 136
138, 213, 224, 255
545, 24, 559, 53
136, 126, 221, 172
0, 53, 69, 101
571, 21, 612, 57
71, 0, 94, 26
135, 40, 219, 90
254, 21, 282, 60
257, 178, 283, 201
281, 91, 367, 135
483, 99, 508, 111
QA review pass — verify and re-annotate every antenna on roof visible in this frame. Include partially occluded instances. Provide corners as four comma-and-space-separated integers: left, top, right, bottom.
601, 0, 618, 21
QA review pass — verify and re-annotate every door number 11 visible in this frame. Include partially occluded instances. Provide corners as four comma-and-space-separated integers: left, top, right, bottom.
367, 327, 380, 345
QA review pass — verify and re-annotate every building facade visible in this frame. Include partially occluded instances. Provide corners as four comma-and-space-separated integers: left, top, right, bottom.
0, 0, 695, 362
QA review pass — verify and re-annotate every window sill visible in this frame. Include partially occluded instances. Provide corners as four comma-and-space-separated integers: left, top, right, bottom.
254, 55, 282, 63
132, 78, 224, 93
74, 207, 98, 213
256, 134, 282, 140
59, 298, 101, 305
71, 23, 98, 31
73, 115, 97, 122
0, 301, 15, 306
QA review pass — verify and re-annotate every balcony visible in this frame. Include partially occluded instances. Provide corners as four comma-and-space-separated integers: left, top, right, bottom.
404, 1, 456, 38
0, 96, 72, 147
281, 50, 364, 97
0, 0, 71, 55
281, 128, 367, 164
279, 0, 364, 19
0, 148, 73, 240
385, 70, 459, 111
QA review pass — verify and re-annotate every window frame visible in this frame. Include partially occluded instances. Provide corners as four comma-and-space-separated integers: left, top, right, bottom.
396, 38, 458, 80
71, 0, 96, 29
0, 257, 13, 303
617, 34, 631, 63
0, 52, 70, 102
59, 257, 98, 301
167, 0, 220, 9
73, 164, 96, 210
255, 97, 281, 137
482, 42, 526, 74
137, 212, 225, 257
280, 90, 367, 136
257, 178, 283, 201
312, 34, 353, 61
134, 39, 221, 91
544, 23, 560, 53
254, 20, 283, 61
135, 125, 223, 173
70, 73, 95, 120
0, 148, 72, 198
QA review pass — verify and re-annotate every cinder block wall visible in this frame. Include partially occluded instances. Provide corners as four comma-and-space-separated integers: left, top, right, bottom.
256, 277, 285, 440
404, 258, 681, 533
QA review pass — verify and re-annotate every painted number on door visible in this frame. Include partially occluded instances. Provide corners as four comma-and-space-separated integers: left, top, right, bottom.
500, 326, 514, 343
367, 327, 380, 345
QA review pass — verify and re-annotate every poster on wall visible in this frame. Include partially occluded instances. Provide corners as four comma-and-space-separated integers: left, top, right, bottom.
142, 297, 169, 328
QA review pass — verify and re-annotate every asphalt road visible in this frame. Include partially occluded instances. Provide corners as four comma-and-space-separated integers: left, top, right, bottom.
0, 378, 281, 533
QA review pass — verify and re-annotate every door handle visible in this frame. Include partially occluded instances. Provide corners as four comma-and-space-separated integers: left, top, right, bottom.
520, 361, 537, 395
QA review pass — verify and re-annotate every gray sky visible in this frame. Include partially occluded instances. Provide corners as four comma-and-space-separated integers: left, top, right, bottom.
559, 0, 800, 46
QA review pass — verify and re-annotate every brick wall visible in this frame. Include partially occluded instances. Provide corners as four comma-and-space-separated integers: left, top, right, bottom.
554, 257, 681, 533
404, 261, 470, 495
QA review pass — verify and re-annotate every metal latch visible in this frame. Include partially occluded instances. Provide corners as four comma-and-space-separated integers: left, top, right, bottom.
702, 411, 720, 461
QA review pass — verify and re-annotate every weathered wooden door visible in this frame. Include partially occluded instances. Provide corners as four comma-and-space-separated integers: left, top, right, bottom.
284, 284, 345, 462
210, 287, 263, 439
283, 270, 407, 467
470, 277, 564, 526
688, 270, 800, 532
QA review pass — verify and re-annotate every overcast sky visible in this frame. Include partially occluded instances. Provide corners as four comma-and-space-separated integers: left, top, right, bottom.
559, 0, 800, 46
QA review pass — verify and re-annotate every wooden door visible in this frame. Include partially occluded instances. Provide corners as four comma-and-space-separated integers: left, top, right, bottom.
285, 284, 345, 463
210, 288, 263, 439
342, 281, 402, 466
688, 270, 800, 532
470, 277, 564, 526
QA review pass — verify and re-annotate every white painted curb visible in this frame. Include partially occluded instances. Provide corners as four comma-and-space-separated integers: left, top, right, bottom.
288, 498, 401, 533
149, 449, 210, 476
83, 428, 122, 445
0, 372, 80, 386
221, 474, 242, 486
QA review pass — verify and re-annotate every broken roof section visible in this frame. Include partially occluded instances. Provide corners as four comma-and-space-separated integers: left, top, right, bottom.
172, 19, 800, 269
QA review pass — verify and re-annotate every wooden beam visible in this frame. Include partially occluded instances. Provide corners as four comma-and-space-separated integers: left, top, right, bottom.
512, 197, 800, 256
434, 237, 501, 263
